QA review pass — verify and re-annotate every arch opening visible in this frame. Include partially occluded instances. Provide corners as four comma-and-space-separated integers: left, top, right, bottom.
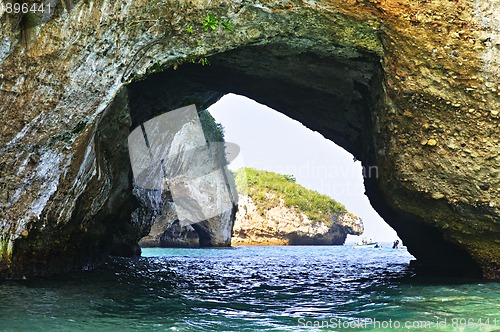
206, 93, 399, 246
129, 43, 381, 250
118, 43, 482, 277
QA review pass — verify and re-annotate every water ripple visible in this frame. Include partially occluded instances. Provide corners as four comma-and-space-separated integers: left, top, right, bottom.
0, 246, 499, 331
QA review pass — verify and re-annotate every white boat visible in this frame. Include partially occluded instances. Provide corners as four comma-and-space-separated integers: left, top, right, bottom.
352, 242, 380, 249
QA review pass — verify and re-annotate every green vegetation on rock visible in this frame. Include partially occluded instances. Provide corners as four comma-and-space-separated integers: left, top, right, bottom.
233, 168, 346, 224
199, 109, 225, 142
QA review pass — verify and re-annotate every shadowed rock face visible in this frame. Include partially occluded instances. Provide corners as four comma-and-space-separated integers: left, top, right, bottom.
0, 0, 498, 278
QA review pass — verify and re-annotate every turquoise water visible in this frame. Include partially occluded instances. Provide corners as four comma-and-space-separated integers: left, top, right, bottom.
0, 245, 499, 331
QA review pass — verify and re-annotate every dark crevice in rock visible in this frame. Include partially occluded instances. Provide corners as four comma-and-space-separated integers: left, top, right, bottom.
159, 221, 200, 248
191, 222, 214, 247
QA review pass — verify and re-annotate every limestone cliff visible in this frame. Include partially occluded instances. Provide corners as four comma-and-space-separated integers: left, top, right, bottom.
231, 167, 363, 245
233, 194, 363, 246
137, 109, 237, 248
0, 0, 499, 278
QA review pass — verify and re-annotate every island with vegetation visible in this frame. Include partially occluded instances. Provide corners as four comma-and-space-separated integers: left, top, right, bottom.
232, 168, 363, 245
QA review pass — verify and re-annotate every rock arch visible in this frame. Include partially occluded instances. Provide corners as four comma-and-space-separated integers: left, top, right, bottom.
0, 0, 498, 278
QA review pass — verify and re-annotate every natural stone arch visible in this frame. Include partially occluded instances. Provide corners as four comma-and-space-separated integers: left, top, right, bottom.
0, 0, 498, 278
125, 44, 483, 278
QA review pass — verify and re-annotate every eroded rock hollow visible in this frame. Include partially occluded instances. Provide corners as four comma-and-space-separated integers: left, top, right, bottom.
0, 0, 499, 278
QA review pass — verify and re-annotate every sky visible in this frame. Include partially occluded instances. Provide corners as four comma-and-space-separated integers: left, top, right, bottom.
208, 93, 400, 243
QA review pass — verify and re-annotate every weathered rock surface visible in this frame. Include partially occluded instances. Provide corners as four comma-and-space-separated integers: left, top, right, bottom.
0, 0, 499, 278
136, 107, 238, 248
138, 202, 203, 248
232, 194, 363, 245
137, 164, 238, 248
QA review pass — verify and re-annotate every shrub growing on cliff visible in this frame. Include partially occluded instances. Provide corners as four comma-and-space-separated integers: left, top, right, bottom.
201, 14, 220, 31
199, 110, 225, 143
233, 168, 346, 224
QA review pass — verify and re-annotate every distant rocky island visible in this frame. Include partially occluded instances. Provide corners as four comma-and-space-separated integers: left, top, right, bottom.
232, 168, 363, 246
139, 111, 363, 248
140, 167, 363, 248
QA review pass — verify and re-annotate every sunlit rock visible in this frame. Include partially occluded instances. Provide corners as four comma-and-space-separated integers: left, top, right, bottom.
232, 194, 363, 246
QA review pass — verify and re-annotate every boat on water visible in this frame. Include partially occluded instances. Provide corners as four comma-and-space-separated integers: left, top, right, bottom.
352, 242, 380, 249
392, 240, 407, 250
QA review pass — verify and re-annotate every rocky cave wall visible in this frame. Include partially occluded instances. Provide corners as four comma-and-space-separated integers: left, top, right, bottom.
0, 0, 499, 278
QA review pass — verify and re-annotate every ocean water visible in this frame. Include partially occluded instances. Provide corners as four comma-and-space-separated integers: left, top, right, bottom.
0, 245, 498, 331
